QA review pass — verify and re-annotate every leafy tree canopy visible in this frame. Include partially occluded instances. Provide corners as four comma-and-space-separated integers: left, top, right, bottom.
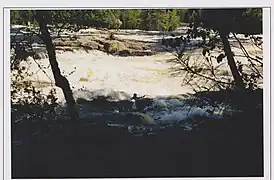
188, 8, 262, 35
11, 9, 185, 31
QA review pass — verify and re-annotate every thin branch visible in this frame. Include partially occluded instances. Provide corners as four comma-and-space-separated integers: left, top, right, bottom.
232, 33, 263, 79
232, 33, 263, 65
31, 58, 54, 84
27, 33, 54, 84
250, 35, 263, 50
177, 56, 233, 86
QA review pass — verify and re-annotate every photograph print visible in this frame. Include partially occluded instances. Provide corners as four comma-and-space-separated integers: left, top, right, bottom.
9, 8, 264, 178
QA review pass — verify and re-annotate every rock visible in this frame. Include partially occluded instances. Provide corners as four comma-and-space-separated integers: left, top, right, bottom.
55, 47, 74, 52
54, 40, 81, 47
104, 41, 127, 54
103, 42, 111, 53
69, 35, 78, 41
107, 112, 156, 125
125, 112, 156, 125
97, 45, 103, 50
167, 38, 174, 47
175, 37, 182, 47
33, 53, 43, 59
109, 32, 116, 40
119, 49, 131, 56
162, 38, 167, 46
80, 41, 98, 50
98, 27, 108, 31
130, 51, 155, 56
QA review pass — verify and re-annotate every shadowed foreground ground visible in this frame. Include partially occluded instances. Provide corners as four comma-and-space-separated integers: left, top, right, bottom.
12, 107, 263, 178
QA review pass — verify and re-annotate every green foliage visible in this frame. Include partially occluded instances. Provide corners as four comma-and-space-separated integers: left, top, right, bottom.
158, 10, 170, 31
178, 9, 190, 23
120, 9, 142, 29
10, 10, 35, 25
138, 9, 181, 31
105, 10, 122, 29
11, 9, 183, 31
10, 10, 21, 24
139, 9, 155, 31
168, 10, 181, 31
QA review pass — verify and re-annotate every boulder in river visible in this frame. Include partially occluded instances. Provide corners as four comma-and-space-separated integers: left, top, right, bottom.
118, 112, 156, 125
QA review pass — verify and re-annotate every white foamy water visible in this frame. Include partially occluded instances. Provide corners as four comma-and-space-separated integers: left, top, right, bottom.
17, 48, 240, 124
22, 49, 194, 100
59, 88, 225, 124
144, 96, 224, 122
13, 26, 262, 124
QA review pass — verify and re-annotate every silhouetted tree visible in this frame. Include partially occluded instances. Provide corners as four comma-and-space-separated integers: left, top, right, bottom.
176, 8, 262, 90
34, 11, 79, 126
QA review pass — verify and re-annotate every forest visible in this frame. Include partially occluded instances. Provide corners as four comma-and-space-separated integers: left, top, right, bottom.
11, 9, 190, 31
10, 8, 264, 178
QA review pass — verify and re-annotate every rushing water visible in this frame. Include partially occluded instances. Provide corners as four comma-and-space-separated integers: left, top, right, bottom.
66, 88, 225, 125
11, 26, 248, 132
14, 48, 227, 130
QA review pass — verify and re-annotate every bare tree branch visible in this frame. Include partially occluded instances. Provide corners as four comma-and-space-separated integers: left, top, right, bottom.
176, 56, 233, 86
232, 33, 263, 79
232, 33, 263, 66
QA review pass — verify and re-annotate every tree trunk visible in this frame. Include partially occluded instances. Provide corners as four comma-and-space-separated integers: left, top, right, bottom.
220, 32, 244, 88
35, 11, 79, 127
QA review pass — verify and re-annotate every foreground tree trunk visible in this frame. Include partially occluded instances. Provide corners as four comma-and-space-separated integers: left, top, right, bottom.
35, 11, 79, 128
220, 32, 244, 88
